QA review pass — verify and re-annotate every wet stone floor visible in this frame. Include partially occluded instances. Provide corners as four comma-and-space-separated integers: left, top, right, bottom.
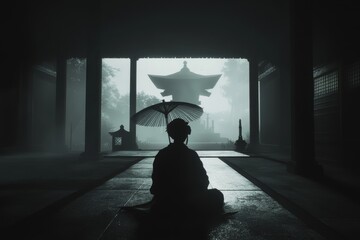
34, 158, 325, 240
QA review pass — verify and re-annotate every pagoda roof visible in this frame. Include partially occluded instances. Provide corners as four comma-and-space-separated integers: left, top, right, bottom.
109, 125, 129, 137
148, 61, 221, 90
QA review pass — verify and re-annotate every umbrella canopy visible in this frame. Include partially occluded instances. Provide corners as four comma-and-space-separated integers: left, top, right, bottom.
131, 100, 203, 127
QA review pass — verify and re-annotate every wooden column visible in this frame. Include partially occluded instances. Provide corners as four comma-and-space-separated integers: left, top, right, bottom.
55, 55, 67, 151
279, 59, 292, 158
83, 51, 102, 159
17, 58, 33, 151
129, 57, 138, 149
287, 0, 322, 177
248, 58, 259, 152
81, 0, 102, 160
337, 60, 347, 166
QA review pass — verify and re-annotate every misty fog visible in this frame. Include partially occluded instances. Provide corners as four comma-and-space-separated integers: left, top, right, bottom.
63, 58, 249, 152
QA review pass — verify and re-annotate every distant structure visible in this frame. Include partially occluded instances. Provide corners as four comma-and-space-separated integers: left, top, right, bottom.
235, 119, 247, 152
109, 125, 136, 151
148, 61, 221, 105
146, 61, 229, 149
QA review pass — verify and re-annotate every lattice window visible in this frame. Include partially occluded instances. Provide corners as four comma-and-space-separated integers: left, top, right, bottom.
314, 71, 338, 99
115, 137, 122, 146
345, 61, 360, 89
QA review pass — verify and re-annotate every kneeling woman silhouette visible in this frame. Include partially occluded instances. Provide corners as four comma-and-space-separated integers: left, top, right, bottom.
150, 118, 224, 217
122, 118, 224, 220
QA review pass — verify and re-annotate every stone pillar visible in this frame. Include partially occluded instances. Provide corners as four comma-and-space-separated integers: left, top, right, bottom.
287, 0, 322, 177
129, 57, 138, 149
55, 55, 67, 151
248, 58, 259, 152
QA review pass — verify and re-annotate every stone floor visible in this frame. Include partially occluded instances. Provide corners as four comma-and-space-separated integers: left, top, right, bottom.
104, 150, 249, 158
2, 151, 359, 239
221, 157, 360, 240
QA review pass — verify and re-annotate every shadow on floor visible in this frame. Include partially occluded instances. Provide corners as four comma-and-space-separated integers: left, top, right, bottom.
121, 208, 236, 240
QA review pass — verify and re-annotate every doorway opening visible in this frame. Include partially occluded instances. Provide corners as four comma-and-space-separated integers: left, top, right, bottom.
136, 58, 249, 150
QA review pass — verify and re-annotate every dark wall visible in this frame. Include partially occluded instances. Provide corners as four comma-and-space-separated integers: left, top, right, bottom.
30, 66, 57, 150
1, 1, 28, 152
0, 86, 19, 151
313, 65, 341, 164
259, 63, 281, 146
0, 52, 26, 152
312, 0, 360, 65
342, 61, 360, 167
312, 60, 360, 167
311, 0, 360, 167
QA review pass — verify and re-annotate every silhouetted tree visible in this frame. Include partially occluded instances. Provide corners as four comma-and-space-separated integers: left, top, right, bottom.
221, 59, 249, 115
136, 91, 162, 110
101, 63, 121, 113
103, 91, 161, 130
221, 59, 250, 142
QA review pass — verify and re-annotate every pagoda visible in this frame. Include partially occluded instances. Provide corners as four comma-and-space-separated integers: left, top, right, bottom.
148, 61, 221, 105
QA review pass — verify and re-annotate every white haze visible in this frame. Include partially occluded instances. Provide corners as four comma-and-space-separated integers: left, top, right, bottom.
103, 58, 249, 147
